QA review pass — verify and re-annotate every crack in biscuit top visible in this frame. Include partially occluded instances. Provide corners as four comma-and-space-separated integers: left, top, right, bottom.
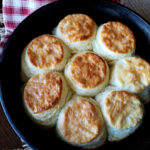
27, 35, 64, 69
105, 91, 143, 129
24, 72, 62, 113
100, 22, 135, 53
71, 52, 106, 88
58, 14, 95, 42
60, 98, 101, 144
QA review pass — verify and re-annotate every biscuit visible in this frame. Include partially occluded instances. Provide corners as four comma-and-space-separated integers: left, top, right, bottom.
23, 71, 71, 128
54, 14, 97, 53
21, 34, 70, 81
64, 52, 109, 96
95, 86, 144, 141
110, 56, 150, 93
93, 21, 135, 62
56, 95, 107, 148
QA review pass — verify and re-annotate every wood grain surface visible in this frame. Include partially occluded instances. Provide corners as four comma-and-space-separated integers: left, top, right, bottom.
0, 0, 149, 150
121, 0, 150, 22
0, 104, 23, 150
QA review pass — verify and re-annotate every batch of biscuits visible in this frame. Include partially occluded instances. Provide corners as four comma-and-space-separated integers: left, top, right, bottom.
21, 14, 150, 149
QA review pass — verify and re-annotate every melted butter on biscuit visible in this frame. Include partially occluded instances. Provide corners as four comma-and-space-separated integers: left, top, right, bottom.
58, 14, 95, 42
27, 35, 64, 69
60, 98, 101, 144
105, 91, 143, 129
71, 52, 106, 88
100, 22, 135, 53
24, 72, 62, 113
117, 57, 150, 92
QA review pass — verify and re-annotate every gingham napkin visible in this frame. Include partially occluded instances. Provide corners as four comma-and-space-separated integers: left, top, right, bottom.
0, 0, 120, 57
0, 0, 57, 56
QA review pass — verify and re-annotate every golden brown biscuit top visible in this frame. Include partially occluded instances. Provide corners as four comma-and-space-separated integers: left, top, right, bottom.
116, 57, 150, 92
100, 21, 135, 53
60, 98, 101, 144
105, 91, 143, 129
27, 35, 64, 69
24, 72, 62, 113
58, 14, 95, 42
71, 52, 106, 88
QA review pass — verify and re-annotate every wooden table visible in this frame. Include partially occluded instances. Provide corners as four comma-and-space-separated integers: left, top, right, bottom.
0, 105, 23, 149
0, 0, 149, 149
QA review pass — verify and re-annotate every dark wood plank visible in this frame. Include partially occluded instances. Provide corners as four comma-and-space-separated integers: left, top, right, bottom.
0, 104, 23, 149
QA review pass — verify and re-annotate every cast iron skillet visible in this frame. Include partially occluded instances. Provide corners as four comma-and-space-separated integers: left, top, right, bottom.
0, 0, 150, 149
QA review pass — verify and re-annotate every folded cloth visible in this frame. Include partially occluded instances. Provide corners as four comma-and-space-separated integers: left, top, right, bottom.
0, 0, 57, 56
0, 0, 120, 57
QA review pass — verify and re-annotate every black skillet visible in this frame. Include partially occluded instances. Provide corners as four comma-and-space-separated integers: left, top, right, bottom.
0, 0, 150, 149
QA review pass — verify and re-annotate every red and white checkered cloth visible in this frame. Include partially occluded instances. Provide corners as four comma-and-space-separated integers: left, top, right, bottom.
0, 0, 120, 57
0, 0, 57, 56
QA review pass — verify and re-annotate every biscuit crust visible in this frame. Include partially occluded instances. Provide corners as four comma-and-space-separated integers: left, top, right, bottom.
112, 57, 150, 92
27, 35, 64, 69
58, 14, 95, 42
100, 22, 135, 53
24, 72, 62, 113
60, 97, 101, 144
71, 52, 106, 88
105, 91, 143, 129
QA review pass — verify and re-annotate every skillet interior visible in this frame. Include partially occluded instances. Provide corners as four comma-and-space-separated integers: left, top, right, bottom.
0, 0, 150, 149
